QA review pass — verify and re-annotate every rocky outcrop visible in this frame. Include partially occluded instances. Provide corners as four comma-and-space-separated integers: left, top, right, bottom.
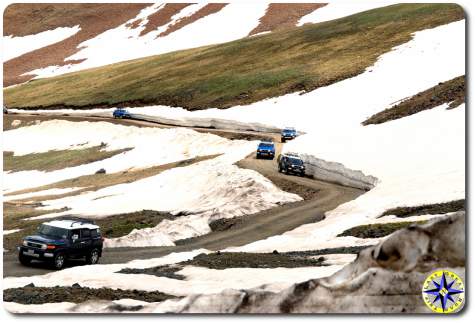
155, 212, 465, 313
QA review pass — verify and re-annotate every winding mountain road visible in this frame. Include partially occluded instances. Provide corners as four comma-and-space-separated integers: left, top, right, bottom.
3, 113, 364, 277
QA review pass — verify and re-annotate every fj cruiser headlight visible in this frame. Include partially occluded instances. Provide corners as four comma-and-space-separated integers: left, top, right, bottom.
22, 240, 28, 246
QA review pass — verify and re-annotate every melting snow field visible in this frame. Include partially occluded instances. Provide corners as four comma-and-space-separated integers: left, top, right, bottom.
2, 120, 255, 193
7, 21, 465, 252
4, 120, 301, 247
224, 21, 466, 252
2, 9, 466, 314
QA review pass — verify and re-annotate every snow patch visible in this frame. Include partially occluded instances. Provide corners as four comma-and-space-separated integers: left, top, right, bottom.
4, 187, 83, 202
3, 229, 21, 236
3, 25, 81, 61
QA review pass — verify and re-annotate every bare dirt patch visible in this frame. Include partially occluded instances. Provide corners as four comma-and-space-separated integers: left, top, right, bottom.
249, 3, 327, 36
141, 3, 193, 36
119, 251, 327, 274
3, 284, 177, 304
363, 75, 465, 125
159, 3, 227, 37
3, 3, 149, 86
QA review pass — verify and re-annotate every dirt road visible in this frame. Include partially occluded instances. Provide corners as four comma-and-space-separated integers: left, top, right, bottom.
3, 114, 364, 277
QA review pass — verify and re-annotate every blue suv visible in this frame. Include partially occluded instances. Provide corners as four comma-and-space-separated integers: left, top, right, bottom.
113, 108, 132, 119
256, 141, 275, 159
281, 127, 297, 143
19, 219, 103, 270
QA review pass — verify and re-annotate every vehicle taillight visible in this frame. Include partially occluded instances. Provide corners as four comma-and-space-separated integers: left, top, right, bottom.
46, 245, 56, 250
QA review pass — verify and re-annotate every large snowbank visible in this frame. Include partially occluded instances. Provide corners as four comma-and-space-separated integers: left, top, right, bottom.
2, 120, 255, 193
3, 26, 81, 62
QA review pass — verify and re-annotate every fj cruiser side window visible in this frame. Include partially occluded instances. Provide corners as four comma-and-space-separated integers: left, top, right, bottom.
81, 229, 91, 238
71, 229, 80, 240
91, 229, 100, 237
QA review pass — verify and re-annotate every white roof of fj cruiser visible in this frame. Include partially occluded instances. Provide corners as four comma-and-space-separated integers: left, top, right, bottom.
282, 153, 303, 160
44, 220, 99, 230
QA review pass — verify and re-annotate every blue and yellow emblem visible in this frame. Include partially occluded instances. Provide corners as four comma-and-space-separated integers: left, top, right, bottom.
422, 270, 464, 313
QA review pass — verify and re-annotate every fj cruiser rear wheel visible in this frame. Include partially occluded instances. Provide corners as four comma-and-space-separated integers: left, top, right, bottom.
87, 249, 100, 265
53, 253, 66, 270
19, 254, 31, 266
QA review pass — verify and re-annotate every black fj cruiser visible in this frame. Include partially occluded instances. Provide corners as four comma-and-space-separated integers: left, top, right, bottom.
18, 219, 103, 270
278, 153, 306, 176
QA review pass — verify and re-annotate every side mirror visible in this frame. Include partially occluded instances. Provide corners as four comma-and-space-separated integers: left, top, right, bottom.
72, 234, 79, 241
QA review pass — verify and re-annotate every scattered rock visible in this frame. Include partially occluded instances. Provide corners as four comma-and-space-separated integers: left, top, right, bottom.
11, 120, 21, 127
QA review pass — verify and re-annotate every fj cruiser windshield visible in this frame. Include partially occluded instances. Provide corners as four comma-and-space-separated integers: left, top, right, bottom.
38, 225, 68, 239
259, 143, 274, 149
289, 158, 303, 165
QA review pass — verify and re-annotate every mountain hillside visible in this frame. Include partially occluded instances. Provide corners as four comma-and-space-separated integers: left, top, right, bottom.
4, 4, 463, 110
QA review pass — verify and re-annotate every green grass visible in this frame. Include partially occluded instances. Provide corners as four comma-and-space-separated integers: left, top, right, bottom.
378, 199, 465, 218
3, 145, 131, 172
337, 221, 427, 239
3, 4, 463, 110
363, 75, 465, 125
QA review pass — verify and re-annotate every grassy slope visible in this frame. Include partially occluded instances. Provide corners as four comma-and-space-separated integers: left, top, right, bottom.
4, 4, 463, 110
363, 75, 465, 125
3, 146, 131, 172
378, 199, 465, 218
337, 221, 427, 239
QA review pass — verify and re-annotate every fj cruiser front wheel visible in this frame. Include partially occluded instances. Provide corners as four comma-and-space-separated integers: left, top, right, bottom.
19, 254, 31, 266
87, 249, 100, 265
53, 253, 66, 270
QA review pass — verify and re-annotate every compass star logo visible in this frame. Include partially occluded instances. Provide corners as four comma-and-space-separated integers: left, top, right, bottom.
422, 270, 465, 313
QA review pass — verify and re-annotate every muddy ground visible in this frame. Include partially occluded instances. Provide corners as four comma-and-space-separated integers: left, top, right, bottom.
3, 284, 177, 304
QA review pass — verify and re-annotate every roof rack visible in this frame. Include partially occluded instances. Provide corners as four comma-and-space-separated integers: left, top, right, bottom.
283, 152, 300, 157
58, 217, 96, 227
